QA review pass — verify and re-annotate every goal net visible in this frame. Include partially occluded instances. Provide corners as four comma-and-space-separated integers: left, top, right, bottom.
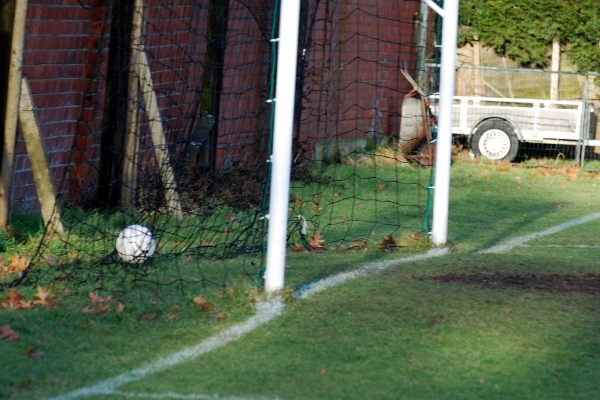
1, 0, 439, 305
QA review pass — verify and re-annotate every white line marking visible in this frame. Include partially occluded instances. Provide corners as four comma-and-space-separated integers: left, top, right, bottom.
47, 299, 285, 400
104, 390, 279, 400
293, 247, 449, 299
49, 248, 450, 400
518, 244, 600, 248
481, 211, 600, 254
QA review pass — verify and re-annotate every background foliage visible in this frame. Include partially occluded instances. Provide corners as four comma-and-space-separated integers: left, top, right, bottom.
458, 0, 600, 71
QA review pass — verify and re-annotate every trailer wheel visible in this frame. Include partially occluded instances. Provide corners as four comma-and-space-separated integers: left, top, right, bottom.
471, 120, 519, 162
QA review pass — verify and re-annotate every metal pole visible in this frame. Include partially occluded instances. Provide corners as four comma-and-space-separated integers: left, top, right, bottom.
264, 0, 301, 292
430, 0, 459, 246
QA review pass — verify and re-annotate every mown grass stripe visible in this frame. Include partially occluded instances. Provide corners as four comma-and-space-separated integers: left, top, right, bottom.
481, 211, 600, 254
47, 299, 285, 400
105, 390, 278, 399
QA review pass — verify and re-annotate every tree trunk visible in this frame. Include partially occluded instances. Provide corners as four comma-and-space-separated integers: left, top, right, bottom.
473, 39, 484, 97
550, 39, 560, 102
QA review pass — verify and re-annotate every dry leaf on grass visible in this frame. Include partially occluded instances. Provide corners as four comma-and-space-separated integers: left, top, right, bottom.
141, 313, 158, 321
0, 324, 19, 341
166, 313, 178, 320
2, 287, 33, 310
380, 235, 401, 252
308, 231, 326, 251
33, 286, 56, 309
348, 240, 368, 250
82, 292, 113, 314
0, 255, 29, 277
410, 233, 422, 240
25, 347, 44, 358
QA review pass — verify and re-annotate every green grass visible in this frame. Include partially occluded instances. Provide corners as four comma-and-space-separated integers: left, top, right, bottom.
2, 160, 600, 399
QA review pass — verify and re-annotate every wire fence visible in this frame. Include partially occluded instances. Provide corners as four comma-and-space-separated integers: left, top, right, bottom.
428, 65, 600, 169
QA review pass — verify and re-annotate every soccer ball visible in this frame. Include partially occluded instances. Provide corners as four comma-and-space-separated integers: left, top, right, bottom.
115, 225, 156, 263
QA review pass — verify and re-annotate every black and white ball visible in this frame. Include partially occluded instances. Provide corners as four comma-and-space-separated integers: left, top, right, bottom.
116, 225, 156, 263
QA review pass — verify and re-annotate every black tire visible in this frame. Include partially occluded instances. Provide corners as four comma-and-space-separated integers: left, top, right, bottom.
471, 119, 519, 162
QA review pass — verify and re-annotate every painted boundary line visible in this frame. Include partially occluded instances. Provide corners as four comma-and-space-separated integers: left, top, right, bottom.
103, 390, 279, 399
48, 212, 600, 399
293, 247, 450, 299
480, 211, 600, 254
47, 248, 449, 400
48, 300, 285, 400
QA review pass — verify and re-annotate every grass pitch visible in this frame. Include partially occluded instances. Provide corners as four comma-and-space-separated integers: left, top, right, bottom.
2, 160, 600, 399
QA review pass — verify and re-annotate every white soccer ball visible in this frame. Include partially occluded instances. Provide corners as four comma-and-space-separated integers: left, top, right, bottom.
115, 225, 156, 263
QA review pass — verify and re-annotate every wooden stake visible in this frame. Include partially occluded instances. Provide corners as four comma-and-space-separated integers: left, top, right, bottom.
121, 0, 144, 207
138, 50, 183, 219
19, 78, 65, 235
0, 0, 28, 226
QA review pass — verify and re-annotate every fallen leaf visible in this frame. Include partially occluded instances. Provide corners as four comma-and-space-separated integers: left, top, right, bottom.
0, 325, 18, 341
319, 368, 326, 374
199, 238, 214, 246
428, 317, 440, 325
7, 255, 29, 274
33, 286, 56, 309
553, 202, 564, 208
84, 292, 112, 313
409, 233, 422, 240
308, 231, 326, 250
25, 347, 44, 358
294, 243, 303, 252
193, 296, 207, 305
115, 302, 125, 313
5, 287, 25, 309
201, 303, 215, 311
380, 235, 400, 252
348, 240, 368, 250
504, 309, 511, 314
141, 313, 157, 321
212, 312, 227, 319
166, 313, 178, 320
356, 204, 363, 211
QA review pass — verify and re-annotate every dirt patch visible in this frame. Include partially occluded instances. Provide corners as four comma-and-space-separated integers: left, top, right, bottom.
424, 273, 600, 295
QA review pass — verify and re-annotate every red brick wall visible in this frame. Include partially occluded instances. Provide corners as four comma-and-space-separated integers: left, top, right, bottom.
11, 0, 423, 210
17, 0, 110, 211
299, 0, 420, 154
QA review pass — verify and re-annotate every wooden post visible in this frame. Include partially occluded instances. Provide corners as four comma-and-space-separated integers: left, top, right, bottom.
19, 78, 65, 235
0, 0, 28, 227
138, 50, 183, 219
121, 0, 144, 207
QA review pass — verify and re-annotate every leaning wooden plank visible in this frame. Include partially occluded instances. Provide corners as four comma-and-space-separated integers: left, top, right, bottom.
138, 50, 183, 219
19, 77, 65, 235
121, 0, 144, 207
0, 0, 28, 226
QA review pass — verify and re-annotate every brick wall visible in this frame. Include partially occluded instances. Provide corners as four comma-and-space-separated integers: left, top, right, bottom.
17, 0, 110, 211
11, 0, 423, 211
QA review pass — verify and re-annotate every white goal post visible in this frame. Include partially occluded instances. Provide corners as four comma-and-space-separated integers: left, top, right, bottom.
429, 0, 459, 246
264, 0, 458, 292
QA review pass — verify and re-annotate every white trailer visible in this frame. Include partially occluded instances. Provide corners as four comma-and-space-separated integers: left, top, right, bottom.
430, 95, 597, 162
